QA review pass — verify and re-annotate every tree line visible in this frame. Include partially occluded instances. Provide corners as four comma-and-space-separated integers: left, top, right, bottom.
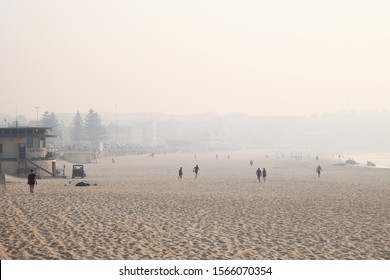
41, 108, 107, 148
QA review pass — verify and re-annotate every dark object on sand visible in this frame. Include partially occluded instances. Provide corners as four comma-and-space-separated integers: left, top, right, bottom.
367, 160, 376, 167
72, 165, 86, 178
75, 181, 90, 187
345, 158, 358, 165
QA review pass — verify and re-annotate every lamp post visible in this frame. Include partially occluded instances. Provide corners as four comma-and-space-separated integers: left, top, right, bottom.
115, 104, 118, 144
34, 107, 40, 126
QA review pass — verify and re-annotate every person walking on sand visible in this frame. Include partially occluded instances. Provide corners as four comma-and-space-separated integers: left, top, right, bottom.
262, 168, 267, 182
178, 167, 183, 179
27, 169, 37, 194
256, 168, 262, 182
250, 160, 253, 167
193, 164, 200, 179
316, 165, 322, 178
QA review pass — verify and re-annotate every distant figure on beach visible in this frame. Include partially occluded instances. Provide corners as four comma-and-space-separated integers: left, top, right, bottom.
316, 165, 322, 178
316, 156, 319, 162
27, 169, 37, 194
194, 154, 197, 159
262, 168, 267, 182
216, 154, 218, 159
112, 158, 115, 163
256, 168, 262, 182
228, 155, 230, 160
250, 160, 253, 167
193, 164, 200, 178
178, 167, 183, 179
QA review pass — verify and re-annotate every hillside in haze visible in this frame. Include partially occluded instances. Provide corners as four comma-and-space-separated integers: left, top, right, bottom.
2, 110, 390, 152
63, 110, 390, 152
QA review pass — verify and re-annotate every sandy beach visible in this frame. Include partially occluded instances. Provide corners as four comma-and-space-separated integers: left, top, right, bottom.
1, 151, 389, 260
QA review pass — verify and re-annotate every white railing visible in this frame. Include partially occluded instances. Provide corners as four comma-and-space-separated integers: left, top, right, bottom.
27, 148, 46, 158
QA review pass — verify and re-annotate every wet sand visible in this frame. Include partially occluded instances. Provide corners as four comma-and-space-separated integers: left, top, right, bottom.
1, 152, 390, 259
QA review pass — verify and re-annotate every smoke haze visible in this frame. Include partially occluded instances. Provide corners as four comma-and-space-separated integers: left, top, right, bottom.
1, 1, 390, 118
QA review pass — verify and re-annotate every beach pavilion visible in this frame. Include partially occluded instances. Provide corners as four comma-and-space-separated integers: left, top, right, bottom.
0, 126, 57, 176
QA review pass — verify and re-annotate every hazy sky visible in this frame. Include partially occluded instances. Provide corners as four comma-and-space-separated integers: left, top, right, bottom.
1, 0, 389, 118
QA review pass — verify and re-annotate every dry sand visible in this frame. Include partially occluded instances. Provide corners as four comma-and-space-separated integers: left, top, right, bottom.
1, 152, 389, 260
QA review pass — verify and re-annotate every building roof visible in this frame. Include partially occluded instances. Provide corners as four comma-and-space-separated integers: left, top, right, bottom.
0, 127, 56, 138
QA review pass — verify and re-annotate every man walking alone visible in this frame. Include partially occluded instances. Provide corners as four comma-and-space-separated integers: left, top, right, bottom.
27, 169, 37, 194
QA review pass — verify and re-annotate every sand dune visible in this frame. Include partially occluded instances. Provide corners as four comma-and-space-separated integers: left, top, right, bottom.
1, 152, 389, 259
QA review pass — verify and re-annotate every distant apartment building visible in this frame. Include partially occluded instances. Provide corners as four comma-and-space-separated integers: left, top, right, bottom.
142, 121, 158, 145
129, 127, 143, 144
127, 121, 164, 146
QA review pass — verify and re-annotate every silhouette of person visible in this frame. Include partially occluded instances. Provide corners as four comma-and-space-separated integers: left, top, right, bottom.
178, 167, 183, 179
256, 168, 262, 182
27, 169, 37, 194
316, 165, 322, 178
193, 164, 200, 178
250, 160, 253, 167
262, 168, 267, 182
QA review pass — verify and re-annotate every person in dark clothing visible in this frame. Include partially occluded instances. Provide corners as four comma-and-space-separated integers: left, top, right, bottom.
193, 164, 200, 179
256, 168, 261, 182
178, 167, 183, 179
27, 169, 37, 194
316, 165, 322, 178
250, 160, 253, 167
262, 168, 267, 182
